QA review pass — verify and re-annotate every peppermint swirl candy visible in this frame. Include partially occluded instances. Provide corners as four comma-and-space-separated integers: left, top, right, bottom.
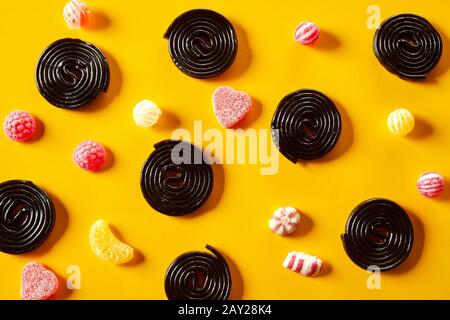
140, 140, 213, 216
165, 245, 231, 300
0, 180, 55, 254
341, 199, 414, 272
164, 9, 238, 78
373, 14, 442, 80
36, 38, 110, 109
271, 89, 342, 162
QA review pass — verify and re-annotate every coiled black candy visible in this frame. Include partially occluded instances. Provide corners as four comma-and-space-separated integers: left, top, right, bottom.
373, 14, 442, 80
0, 180, 55, 254
140, 140, 213, 216
36, 38, 110, 109
271, 89, 342, 162
164, 9, 238, 78
165, 245, 231, 300
341, 198, 414, 272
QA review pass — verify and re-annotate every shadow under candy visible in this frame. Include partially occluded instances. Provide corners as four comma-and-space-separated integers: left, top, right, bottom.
389, 210, 424, 275
206, 22, 252, 82
220, 250, 244, 300
51, 271, 73, 300
86, 10, 111, 31
313, 30, 341, 50
424, 24, 450, 83
82, 49, 122, 113
315, 100, 354, 164
237, 98, 263, 129
153, 110, 181, 131
27, 116, 45, 144
23, 190, 68, 258
409, 117, 433, 140
182, 163, 225, 219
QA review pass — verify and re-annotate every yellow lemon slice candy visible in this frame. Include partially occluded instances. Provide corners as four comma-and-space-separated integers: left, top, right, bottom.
89, 220, 134, 264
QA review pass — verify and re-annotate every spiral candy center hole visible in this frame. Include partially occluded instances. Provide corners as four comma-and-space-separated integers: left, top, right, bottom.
188, 271, 207, 291
399, 33, 420, 51
59, 61, 85, 85
369, 224, 391, 245
163, 166, 184, 188
301, 119, 318, 140
192, 33, 213, 57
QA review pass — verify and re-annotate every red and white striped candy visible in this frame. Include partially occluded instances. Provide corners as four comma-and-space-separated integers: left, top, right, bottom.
63, 0, 90, 29
269, 207, 301, 236
417, 172, 445, 198
283, 252, 323, 277
294, 22, 320, 45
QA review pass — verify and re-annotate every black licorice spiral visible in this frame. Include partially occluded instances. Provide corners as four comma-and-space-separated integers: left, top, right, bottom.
140, 140, 213, 216
36, 38, 110, 109
165, 245, 231, 300
0, 180, 55, 254
271, 89, 342, 163
341, 199, 414, 272
164, 9, 238, 78
373, 14, 442, 80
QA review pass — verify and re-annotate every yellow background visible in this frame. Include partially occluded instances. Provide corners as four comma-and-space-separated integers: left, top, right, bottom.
1, 0, 450, 300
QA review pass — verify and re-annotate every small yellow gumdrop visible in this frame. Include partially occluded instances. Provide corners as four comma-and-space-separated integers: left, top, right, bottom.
89, 220, 134, 264
387, 108, 415, 136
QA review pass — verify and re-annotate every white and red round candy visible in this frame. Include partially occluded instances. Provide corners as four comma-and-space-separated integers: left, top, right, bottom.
417, 172, 445, 198
294, 22, 320, 45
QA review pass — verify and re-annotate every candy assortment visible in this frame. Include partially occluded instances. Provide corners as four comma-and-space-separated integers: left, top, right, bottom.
0, 2, 446, 300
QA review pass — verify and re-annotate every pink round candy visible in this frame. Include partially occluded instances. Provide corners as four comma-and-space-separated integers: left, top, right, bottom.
269, 207, 301, 236
294, 22, 320, 45
63, 0, 90, 29
3, 110, 37, 142
417, 172, 445, 198
73, 140, 106, 171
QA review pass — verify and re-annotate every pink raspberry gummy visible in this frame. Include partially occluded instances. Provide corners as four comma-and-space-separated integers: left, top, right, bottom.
73, 140, 106, 171
3, 110, 37, 142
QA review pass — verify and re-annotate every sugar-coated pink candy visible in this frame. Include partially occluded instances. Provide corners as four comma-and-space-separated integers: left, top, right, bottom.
63, 0, 90, 29
283, 252, 323, 277
417, 172, 445, 198
269, 207, 301, 236
3, 110, 37, 142
21, 261, 59, 300
213, 86, 252, 128
294, 22, 320, 45
73, 140, 106, 171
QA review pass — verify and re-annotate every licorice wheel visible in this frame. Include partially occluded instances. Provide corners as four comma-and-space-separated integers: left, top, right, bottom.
0, 180, 55, 254
373, 14, 442, 80
164, 9, 238, 79
165, 245, 231, 300
271, 89, 342, 163
35, 38, 110, 109
341, 198, 414, 272
140, 140, 213, 216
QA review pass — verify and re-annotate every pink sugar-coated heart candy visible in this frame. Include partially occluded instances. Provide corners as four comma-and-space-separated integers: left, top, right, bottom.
213, 86, 252, 128
21, 261, 59, 300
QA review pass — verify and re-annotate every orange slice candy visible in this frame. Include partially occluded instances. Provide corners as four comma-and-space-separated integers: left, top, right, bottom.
89, 220, 134, 264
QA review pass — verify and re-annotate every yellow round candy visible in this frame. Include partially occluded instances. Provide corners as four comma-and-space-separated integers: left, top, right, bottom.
89, 220, 134, 264
387, 108, 415, 136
